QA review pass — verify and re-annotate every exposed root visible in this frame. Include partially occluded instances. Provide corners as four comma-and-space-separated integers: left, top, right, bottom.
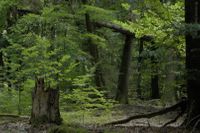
103, 99, 187, 126
191, 118, 200, 133
162, 110, 185, 127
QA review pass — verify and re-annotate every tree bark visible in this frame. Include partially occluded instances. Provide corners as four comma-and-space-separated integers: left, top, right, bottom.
150, 46, 160, 99
185, 0, 200, 128
136, 39, 143, 99
84, 9, 105, 88
0, 52, 3, 67
0, 52, 3, 89
115, 35, 133, 104
151, 72, 159, 99
30, 78, 62, 125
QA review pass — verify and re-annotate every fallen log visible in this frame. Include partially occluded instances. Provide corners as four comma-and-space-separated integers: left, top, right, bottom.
104, 99, 187, 126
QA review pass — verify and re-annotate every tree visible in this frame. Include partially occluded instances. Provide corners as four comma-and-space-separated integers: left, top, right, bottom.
31, 78, 61, 125
116, 35, 134, 104
136, 39, 143, 99
185, 0, 200, 128
150, 45, 160, 99
0, 39, 4, 89
4, 0, 82, 125
82, 0, 105, 88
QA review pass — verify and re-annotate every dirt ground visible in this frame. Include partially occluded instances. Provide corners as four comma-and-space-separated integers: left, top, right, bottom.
0, 104, 195, 133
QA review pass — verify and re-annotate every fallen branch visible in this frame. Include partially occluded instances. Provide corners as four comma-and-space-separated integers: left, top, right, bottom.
103, 99, 187, 126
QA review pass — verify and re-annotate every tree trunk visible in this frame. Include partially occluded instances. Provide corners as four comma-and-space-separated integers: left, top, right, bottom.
165, 51, 177, 103
0, 52, 3, 67
136, 39, 143, 99
30, 78, 62, 125
150, 46, 160, 99
116, 35, 133, 104
151, 71, 159, 99
185, 0, 200, 128
84, 11, 105, 88
151, 47, 160, 99
0, 52, 3, 89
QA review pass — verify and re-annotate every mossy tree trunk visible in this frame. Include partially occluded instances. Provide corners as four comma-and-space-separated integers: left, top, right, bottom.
185, 0, 200, 128
30, 78, 62, 125
116, 35, 133, 104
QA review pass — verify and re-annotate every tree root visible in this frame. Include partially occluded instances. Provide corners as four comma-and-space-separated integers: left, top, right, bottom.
162, 110, 185, 127
103, 99, 187, 126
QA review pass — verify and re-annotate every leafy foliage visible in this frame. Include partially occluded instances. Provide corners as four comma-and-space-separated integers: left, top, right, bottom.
0, 0, 187, 122
61, 74, 115, 111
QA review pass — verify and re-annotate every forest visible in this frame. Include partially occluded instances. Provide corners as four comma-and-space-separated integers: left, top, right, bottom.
0, 0, 200, 133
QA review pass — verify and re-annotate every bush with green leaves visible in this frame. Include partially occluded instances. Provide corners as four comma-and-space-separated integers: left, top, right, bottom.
0, 87, 32, 115
61, 74, 115, 112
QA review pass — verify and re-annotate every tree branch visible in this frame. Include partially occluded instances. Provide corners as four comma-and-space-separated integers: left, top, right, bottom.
94, 21, 133, 35
93, 21, 153, 41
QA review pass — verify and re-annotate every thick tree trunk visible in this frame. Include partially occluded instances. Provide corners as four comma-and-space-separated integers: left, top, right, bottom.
185, 0, 200, 128
115, 35, 133, 104
150, 46, 160, 99
30, 78, 62, 125
136, 39, 143, 99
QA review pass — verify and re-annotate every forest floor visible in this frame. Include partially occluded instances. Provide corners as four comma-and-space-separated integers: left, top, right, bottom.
0, 103, 193, 133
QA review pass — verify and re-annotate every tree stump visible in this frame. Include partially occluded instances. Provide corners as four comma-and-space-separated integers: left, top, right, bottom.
30, 78, 62, 126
